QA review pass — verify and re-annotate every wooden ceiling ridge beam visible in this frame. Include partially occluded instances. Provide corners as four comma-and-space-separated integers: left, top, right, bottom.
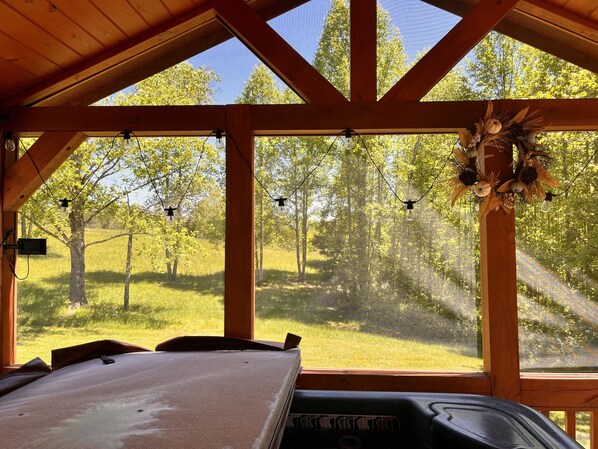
5, 99, 598, 135
214, 0, 347, 104
380, 0, 522, 102
4, 132, 87, 212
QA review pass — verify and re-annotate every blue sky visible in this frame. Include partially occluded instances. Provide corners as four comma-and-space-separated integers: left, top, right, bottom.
189, 0, 459, 104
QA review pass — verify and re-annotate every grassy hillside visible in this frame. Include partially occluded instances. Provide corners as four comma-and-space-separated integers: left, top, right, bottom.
16, 229, 482, 370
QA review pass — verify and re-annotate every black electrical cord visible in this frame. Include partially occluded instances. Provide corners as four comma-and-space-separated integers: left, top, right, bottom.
549, 139, 598, 199
133, 130, 211, 214
1, 229, 31, 280
226, 131, 341, 206
354, 130, 456, 205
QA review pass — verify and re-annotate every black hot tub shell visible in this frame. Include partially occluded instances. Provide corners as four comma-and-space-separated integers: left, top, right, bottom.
281, 390, 582, 449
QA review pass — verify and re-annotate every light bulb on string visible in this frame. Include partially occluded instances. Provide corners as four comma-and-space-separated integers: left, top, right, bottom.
341, 128, 354, 150
59, 198, 71, 214
122, 130, 134, 150
165, 206, 177, 222
541, 192, 554, 213
275, 197, 287, 212
404, 200, 415, 221
4, 131, 16, 152
214, 129, 225, 150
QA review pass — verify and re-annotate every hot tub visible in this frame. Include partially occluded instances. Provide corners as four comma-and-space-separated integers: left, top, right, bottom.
281, 390, 582, 449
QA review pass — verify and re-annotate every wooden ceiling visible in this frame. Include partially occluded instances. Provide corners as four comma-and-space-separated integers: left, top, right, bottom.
0, 0, 597, 109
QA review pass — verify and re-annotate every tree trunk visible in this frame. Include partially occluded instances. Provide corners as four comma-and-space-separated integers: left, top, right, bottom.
294, 190, 302, 281
166, 248, 177, 282
20, 212, 27, 237
123, 232, 133, 311
257, 191, 264, 284
301, 186, 308, 281
68, 206, 87, 307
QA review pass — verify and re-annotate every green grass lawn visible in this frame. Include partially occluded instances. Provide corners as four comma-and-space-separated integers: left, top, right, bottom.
16, 229, 482, 371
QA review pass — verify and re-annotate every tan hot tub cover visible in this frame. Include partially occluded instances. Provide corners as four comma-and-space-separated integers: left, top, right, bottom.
0, 346, 301, 449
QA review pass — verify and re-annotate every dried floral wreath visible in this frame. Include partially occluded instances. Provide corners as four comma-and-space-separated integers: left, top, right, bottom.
450, 101, 559, 218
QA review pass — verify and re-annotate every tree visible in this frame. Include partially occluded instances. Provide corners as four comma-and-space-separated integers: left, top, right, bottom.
21, 62, 220, 306
465, 33, 598, 365
22, 136, 130, 307
121, 62, 221, 282
236, 64, 286, 283
312, 0, 408, 309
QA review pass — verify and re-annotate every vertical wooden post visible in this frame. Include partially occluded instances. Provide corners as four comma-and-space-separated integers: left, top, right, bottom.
479, 140, 521, 401
591, 410, 597, 449
1, 136, 18, 368
224, 105, 255, 339
565, 411, 577, 438
350, 0, 377, 102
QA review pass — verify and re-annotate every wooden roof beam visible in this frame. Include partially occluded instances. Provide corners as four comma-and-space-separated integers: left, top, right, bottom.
214, 0, 347, 104
3, 132, 87, 212
351, 0, 377, 102
423, 0, 598, 74
381, 0, 521, 102
6, 99, 598, 136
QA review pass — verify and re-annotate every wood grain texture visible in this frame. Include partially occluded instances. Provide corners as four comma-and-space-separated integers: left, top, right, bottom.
479, 139, 521, 402
8, 99, 598, 136
3, 132, 87, 212
1, 0, 308, 108
297, 370, 492, 394
224, 104, 255, 339
215, 0, 346, 104
381, 0, 521, 102
0, 141, 18, 366
423, 0, 598, 74
592, 410, 597, 449
566, 410, 577, 438
350, 0, 377, 102
521, 373, 598, 409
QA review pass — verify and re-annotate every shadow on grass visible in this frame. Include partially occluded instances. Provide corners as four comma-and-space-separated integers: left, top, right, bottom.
256, 270, 345, 326
19, 265, 476, 352
84, 270, 225, 297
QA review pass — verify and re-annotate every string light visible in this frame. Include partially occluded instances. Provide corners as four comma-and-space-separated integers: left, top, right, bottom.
134, 129, 211, 220
341, 128, 354, 150
275, 197, 287, 210
354, 131, 455, 221
215, 129, 225, 150
404, 200, 415, 221
4, 131, 16, 152
122, 130, 134, 150
165, 206, 177, 222
59, 198, 71, 214
227, 131, 340, 214
540, 192, 553, 213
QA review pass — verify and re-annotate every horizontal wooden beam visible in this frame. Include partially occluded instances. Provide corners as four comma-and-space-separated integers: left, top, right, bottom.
3, 132, 87, 211
520, 374, 598, 410
5, 99, 598, 136
4, 106, 227, 137
297, 370, 492, 394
